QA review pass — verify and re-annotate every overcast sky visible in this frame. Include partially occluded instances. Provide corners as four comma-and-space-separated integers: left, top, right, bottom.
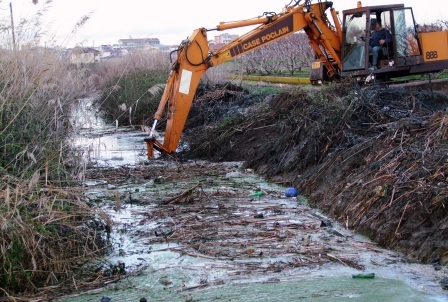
1, 0, 447, 48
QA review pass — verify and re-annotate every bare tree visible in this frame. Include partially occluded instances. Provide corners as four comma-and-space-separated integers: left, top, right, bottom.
234, 52, 258, 74
250, 45, 283, 75
276, 32, 313, 75
233, 32, 314, 75
418, 20, 448, 32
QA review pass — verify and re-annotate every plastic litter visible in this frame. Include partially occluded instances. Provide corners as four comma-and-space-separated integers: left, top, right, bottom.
248, 191, 263, 197
285, 187, 298, 197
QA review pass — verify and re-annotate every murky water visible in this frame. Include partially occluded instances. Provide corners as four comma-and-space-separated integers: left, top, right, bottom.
58, 99, 448, 302
69, 98, 148, 167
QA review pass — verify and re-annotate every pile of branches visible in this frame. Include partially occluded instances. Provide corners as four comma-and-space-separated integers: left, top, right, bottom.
89, 162, 370, 279
181, 81, 448, 262
304, 92, 448, 262
184, 82, 256, 134
145, 189, 366, 273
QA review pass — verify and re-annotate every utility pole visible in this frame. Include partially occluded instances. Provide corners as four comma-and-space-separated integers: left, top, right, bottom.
9, 2, 16, 51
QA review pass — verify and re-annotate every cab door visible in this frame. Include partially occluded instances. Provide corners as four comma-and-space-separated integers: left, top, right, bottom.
341, 10, 368, 72
392, 8, 421, 66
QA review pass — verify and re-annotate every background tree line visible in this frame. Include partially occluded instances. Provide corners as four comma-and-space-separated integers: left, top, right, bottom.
233, 33, 314, 76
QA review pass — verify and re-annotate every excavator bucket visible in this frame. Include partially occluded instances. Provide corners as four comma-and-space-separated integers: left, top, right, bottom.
145, 138, 155, 158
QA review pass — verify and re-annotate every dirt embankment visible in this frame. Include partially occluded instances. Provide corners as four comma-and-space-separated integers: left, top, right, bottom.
182, 81, 448, 264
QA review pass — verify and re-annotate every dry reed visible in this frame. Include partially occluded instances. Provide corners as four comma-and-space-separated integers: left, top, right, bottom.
0, 7, 111, 299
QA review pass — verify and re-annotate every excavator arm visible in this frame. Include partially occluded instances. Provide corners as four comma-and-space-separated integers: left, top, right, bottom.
145, 0, 342, 158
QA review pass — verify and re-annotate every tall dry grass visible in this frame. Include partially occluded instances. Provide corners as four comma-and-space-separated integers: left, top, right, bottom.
92, 48, 241, 128
0, 177, 109, 299
92, 49, 170, 126
0, 6, 110, 299
0, 46, 94, 177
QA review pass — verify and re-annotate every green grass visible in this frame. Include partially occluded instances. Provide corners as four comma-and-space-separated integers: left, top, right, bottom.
391, 70, 448, 82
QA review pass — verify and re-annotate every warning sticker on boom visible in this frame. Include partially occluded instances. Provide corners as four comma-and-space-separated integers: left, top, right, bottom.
179, 69, 192, 95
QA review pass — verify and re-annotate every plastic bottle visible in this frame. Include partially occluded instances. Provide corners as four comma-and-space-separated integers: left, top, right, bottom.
248, 191, 263, 197
352, 273, 375, 279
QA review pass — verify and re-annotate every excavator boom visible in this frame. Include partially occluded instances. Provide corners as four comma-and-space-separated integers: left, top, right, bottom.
145, 0, 342, 157
146, 0, 448, 158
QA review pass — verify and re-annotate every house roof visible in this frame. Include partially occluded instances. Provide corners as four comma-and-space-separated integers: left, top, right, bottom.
118, 38, 160, 45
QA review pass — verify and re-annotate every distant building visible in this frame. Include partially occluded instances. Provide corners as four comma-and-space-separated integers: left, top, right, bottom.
60, 37, 169, 63
118, 38, 160, 48
68, 47, 100, 65
214, 33, 238, 44
99, 44, 120, 58
209, 33, 239, 51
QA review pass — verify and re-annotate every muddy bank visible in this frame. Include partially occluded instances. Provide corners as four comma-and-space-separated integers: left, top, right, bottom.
182, 80, 448, 264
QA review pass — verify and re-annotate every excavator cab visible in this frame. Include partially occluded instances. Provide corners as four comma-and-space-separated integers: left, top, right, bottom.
341, 4, 424, 81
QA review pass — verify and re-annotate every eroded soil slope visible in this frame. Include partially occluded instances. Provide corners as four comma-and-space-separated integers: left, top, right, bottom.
182, 81, 448, 264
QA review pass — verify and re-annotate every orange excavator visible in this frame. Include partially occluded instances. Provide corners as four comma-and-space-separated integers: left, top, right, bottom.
145, 0, 448, 158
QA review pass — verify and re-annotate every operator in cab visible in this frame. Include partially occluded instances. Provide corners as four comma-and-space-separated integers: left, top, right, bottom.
369, 21, 392, 70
